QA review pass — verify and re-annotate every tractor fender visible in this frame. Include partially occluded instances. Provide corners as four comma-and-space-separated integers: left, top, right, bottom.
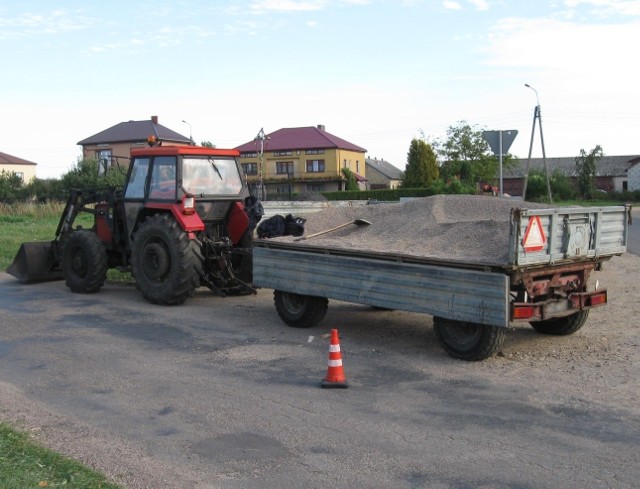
143, 203, 205, 234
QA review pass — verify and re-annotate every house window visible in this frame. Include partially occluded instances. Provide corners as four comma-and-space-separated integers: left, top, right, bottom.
276, 161, 294, 175
306, 159, 325, 173
15, 172, 24, 181
623, 181, 628, 191
242, 152, 258, 158
274, 150, 292, 157
306, 183, 325, 192
305, 149, 324, 155
356, 160, 359, 173
242, 163, 257, 175
97, 149, 112, 175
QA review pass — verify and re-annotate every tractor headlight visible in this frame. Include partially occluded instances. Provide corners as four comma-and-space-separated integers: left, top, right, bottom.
182, 194, 196, 215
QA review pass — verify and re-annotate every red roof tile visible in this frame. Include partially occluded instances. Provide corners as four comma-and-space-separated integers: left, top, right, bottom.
0, 151, 37, 166
235, 126, 366, 153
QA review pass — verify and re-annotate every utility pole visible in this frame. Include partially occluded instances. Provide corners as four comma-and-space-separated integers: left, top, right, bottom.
254, 127, 270, 200
523, 84, 552, 203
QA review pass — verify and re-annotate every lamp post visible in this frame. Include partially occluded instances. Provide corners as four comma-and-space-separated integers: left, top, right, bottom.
182, 120, 194, 144
523, 84, 552, 203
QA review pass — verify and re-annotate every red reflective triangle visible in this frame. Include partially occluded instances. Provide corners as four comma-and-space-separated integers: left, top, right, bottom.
523, 215, 546, 252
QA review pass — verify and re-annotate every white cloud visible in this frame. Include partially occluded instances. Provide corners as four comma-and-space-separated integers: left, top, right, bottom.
443, 1, 463, 10
469, 0, 490, 10
250, 0, 327, 13
0, 9, 94, 40
563, 0, 640, 16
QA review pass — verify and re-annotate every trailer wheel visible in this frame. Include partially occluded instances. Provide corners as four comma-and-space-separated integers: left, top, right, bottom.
63, 230, 108, 294
530, 310, 589, 336
131, 214, 203, 305
433, 317, 505, 361
274, 290, 328, 328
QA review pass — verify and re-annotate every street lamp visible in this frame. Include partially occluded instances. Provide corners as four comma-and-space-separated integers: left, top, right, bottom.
182, 120, 194, 144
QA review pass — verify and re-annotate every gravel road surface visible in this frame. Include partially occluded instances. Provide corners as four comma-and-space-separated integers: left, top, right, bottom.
0, 207, 638, 489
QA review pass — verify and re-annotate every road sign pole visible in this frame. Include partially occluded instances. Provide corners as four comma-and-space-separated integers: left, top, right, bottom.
499, 131, 503, 197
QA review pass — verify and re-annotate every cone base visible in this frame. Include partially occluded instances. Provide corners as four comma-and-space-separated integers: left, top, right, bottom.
321, 379, 349, 389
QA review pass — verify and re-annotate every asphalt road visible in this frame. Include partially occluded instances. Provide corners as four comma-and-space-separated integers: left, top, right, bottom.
1, 262, 639, 488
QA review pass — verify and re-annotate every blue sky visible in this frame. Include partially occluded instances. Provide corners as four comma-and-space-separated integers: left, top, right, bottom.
1, 0, 638, 178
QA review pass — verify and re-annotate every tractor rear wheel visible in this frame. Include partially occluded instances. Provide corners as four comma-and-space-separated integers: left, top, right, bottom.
63, 230, 108, 293
131, 214, 203, 305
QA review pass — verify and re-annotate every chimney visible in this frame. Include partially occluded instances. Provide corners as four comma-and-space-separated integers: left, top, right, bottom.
317, 124, 325, 131
151, 115, 158, 125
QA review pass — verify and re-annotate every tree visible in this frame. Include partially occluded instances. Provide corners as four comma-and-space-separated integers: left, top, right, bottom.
436, 121, 508, 186
575, 145, 603, 199
402, 138, 439, 188
0, 170, 25, 201
341, 168, 359, 191
200, 140, 216, 148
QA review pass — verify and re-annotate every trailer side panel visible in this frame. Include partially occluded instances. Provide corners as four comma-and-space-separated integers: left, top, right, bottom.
253, 247, 510, 327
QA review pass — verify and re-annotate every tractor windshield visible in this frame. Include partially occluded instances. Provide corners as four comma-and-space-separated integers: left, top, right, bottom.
182, 157, 243, 197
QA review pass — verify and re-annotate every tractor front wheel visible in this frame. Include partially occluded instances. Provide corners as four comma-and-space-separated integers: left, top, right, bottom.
63, 230, 108, 294
131, 214, 203, 305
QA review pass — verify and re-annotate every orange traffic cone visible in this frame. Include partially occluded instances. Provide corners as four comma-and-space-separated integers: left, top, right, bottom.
321, 329, 348, 389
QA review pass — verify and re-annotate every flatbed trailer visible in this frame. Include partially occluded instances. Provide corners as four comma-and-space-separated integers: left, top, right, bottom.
252, 196, 631, 360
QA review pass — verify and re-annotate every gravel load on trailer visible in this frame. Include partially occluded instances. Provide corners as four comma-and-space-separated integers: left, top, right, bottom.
263, 194, 556, 267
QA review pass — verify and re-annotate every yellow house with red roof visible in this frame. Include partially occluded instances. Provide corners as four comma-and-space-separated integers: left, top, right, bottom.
235, 125, 367, 197
0, 151, 37, 182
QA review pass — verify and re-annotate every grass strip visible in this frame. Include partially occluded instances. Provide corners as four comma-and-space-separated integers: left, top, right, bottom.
0, 422, 122, 489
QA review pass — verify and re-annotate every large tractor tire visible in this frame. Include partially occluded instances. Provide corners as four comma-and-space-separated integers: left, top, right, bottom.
530, 310, 589, 336
131, 214, 203, 305
433, 316, 505, 361
274, 290, 328, 328
62, 230, 108, 294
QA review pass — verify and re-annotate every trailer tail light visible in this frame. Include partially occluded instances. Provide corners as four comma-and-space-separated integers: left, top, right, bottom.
589, 291, 607, 306
512, 305, 536, 319
182, 194, 196, 215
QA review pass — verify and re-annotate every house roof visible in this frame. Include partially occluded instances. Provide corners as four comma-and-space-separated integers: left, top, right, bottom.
235, 125, 366, 154
503, 155, 640, 178
0, 151, 37, 166
366, 157, 402, 180
77, 117, 191, 146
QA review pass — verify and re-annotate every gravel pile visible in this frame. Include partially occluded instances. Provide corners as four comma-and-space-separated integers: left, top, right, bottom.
264, 194, 555, 266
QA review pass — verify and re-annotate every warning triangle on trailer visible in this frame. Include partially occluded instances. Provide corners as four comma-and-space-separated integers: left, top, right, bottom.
523, 215, 546, 252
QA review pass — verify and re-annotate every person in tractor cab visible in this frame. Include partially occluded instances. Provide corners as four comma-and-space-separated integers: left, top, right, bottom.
149, 161, 176, 199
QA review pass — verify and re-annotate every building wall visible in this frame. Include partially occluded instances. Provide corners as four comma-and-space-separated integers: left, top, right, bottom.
239, 147, 366, 197
81, 141, 191, 169
628, 164, 640, 191
0, 163, 37, 182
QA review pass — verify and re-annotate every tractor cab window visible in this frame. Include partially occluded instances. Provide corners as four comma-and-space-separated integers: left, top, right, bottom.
124, 157, 150, 199
182, 157, 243, 196
149, 156, 177, 200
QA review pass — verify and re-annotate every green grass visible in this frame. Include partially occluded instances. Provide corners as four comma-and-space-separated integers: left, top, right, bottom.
0, 203, 133, 283
0, 422, 122, 489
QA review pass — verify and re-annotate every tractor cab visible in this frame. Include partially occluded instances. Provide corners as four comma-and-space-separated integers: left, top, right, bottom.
122, 145, 250, 246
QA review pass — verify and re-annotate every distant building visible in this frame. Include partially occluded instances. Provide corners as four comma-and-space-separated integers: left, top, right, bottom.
502, 155, 640, 196
627, 159, 640, 191
235, 125, 367, 197
77, 115, 192, 171
0, 151, 37, 182
365, 157, 403, 189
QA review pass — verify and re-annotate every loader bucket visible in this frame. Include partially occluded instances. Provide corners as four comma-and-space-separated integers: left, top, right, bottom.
6, 241, 63, 283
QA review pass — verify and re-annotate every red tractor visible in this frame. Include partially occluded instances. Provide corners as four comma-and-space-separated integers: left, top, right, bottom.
8, 145, 262, 305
